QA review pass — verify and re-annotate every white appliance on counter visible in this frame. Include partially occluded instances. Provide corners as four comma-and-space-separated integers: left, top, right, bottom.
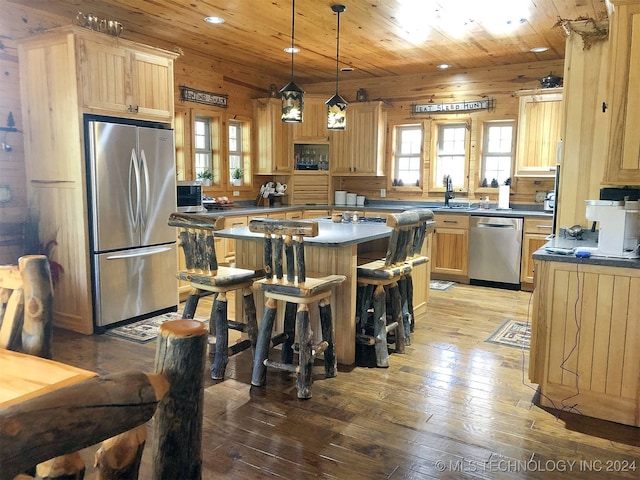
86, 116, 178, 328
585, 200, 640, 258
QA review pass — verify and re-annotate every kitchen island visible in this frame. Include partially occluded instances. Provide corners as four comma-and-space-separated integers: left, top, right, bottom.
216, 217, 435, 365
530, 235, 639, 426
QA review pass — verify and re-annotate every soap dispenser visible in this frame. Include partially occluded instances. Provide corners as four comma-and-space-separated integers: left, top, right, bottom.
483, 196, 490, 210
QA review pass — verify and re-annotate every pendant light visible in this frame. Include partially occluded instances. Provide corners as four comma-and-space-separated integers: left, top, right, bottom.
326, 4, 347, 130
281, 0, 304, 123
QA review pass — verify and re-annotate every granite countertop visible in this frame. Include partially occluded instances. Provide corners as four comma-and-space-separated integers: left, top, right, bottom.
215, 220, 394, 248
206, 201, 552, 218
532, 231, 640, 268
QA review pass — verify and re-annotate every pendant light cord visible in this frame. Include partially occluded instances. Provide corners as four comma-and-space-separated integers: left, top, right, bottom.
335, 8, 340, 94
290, 0, 296, 81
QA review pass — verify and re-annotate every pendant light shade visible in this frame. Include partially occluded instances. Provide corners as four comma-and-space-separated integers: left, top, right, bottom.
281, 0, 304, 123
327, 4, 347, 130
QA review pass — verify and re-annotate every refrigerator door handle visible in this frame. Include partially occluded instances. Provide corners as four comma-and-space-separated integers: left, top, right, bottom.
106, 246, 172, 260
139, 148, 151, 231
129, 148, 141, 229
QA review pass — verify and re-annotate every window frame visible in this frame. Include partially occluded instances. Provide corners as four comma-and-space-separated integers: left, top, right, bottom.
430, 120, 471, 193
227, 115, 252, 189
391, 123, 424, 189
191, 109, 222, 188
479, 120, 515, 189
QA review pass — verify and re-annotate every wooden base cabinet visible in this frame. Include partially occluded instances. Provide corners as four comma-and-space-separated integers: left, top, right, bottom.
253, 98, 292, 174
530, 260, 640, 427
18, 26, 177, 334
431, 214, 469, 281
520, 217, 553, 289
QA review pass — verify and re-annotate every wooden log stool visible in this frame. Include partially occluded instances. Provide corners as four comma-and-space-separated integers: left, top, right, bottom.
399, 208, 435, 337
249, 218, 346, 399
356, 211, 421, 367
168, 212, 263, 380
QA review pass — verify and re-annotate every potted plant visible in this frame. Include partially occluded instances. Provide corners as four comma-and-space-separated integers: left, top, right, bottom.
231, 167, 243, 186
197, 169, 213, 186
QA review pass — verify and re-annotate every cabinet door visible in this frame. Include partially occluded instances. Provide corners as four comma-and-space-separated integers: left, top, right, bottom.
521, 233, 548, 284
221, 215, 248, 263
350, 102, 386, 176
293, 96, 329, 141
432, 214, 469, 277
515, 89, 563, 177
79, 38, 129, 114
131, 51, 174, 119
605, 3, 640, 184
330, 102, 386, 176
254, 98, 292, 174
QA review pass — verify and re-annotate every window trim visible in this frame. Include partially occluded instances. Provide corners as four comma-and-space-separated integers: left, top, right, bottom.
192, 109, 222, 188
226, 115, 252, 189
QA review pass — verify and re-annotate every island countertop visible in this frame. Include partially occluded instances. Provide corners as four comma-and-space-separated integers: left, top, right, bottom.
215, 218, 395, 247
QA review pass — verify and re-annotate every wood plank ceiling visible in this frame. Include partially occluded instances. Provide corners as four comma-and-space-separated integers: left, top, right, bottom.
7, 0, 607, 88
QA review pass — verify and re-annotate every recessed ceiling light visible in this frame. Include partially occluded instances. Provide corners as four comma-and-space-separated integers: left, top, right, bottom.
340, 67, 354, 72
204, 16, 225, 24
284, 47, 300, 53
437, 64, 451, 70
530, 46, 549, 53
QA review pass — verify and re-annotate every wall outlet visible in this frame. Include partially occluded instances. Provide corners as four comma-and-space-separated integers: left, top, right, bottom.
380, 188, 386, 198
233, 190, 240, 196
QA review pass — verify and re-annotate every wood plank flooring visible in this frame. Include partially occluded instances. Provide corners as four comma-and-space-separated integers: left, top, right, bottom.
51, 284, 639, 479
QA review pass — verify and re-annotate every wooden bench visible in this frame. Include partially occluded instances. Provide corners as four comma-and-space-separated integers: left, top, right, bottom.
248, 218, 346, 399
169, 212, 264, 380
0, 320, 207, 480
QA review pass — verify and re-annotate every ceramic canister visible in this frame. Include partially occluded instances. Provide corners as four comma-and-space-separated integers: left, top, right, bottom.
334, 190, 347, 205
356, 195, 365, 207
346, 193, 357, 206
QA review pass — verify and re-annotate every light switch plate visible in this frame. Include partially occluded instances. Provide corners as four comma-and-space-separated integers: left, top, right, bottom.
380, 189, 386, 198
232, 191, 240, 196
0, 185, 10, 203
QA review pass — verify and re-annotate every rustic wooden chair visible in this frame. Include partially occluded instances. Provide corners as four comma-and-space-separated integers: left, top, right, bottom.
249, 218, 346, 399
399, 208, 435, 337
355, 211, 422, 367
168, 212, 264, 380
0, 254, 53, 359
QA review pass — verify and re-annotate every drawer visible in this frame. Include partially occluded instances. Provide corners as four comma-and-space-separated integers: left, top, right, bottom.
435, 214, 470, 229
524, 217, 553, 234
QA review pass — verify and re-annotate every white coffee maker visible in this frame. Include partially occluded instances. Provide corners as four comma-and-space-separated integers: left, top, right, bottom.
585, 200, 640, 257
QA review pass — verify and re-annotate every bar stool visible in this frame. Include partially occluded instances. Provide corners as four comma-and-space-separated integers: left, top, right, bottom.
249, 218, 346, 399
399, 208, 435, 338
356, 211, 421, 367
168, 212, 264, 380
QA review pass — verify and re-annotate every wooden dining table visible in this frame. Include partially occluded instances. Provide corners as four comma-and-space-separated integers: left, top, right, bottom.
0, 349, 96, 409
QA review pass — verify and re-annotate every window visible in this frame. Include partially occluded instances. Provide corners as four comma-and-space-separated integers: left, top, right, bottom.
394, 125, 422, 187
436, 123, 467, 188
481, 121, 514, 186
228, 120, 242, 183
194, 116, 212, 179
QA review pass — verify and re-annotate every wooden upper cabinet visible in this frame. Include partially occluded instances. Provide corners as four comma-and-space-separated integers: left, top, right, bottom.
605, 1, 640, 185
253, 98, 292, 174
293, 96, 330, 141
78, 31, 176, 121
331, 101, 386, 176
514, 88, 563, 177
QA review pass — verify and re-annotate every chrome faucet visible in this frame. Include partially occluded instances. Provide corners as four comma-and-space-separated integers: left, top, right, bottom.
444, 175, 454, 207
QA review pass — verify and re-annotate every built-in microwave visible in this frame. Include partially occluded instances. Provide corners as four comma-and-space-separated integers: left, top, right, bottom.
176, 180, 204, 212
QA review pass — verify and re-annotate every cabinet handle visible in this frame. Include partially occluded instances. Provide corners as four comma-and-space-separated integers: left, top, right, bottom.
443, 220, 458, 224
537, 225, 552, 229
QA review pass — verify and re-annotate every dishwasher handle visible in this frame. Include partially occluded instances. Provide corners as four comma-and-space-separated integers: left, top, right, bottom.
477, 223, 516, 229
471, 217, 523, 230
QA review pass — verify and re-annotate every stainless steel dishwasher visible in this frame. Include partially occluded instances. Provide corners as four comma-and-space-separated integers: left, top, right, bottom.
469, 216, 523, 288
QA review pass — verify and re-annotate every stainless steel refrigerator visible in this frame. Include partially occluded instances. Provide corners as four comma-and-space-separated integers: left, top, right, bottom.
86, 116, 178, 328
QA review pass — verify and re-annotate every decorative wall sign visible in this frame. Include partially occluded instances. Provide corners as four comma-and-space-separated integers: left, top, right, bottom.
411, 98, 495, 114
180, 86, 228, 108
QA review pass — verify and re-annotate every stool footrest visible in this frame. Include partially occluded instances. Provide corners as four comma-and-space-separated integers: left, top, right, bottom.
265, 359, 299, 373
227, 320, 246, 332
385, 321, 399, 334
270, 332, 288, 347
356, 334, 376, 346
